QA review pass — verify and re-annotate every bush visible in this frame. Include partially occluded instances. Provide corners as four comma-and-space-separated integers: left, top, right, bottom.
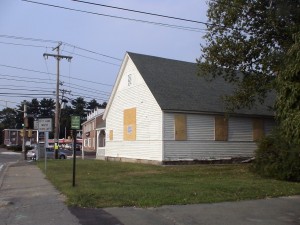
7, 145, 22, 151
251, 130, 300, 181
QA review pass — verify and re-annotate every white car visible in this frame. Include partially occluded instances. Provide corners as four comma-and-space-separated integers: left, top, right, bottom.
26, 148, 69, 160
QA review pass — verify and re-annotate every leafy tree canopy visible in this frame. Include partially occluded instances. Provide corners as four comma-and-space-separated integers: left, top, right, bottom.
198, 0, 300, 110
0, 107, 18, 129
275, 32, 300, 144
87, 99, 101, 111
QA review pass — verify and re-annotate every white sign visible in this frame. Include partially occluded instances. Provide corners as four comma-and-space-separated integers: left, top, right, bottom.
34, 120, 39, 130
38, 118, 53, 132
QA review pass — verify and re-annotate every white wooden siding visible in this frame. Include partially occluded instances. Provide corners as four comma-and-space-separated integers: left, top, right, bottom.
163, 113, 260, 161
164, 141, 256, 160
105, 58, 163, 161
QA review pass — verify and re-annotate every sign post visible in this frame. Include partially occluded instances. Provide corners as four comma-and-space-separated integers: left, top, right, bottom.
38, 118, 52, 172
71, 116, 80, 187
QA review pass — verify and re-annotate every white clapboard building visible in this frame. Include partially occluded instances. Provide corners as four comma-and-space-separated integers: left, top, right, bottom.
101, 52, 275, 164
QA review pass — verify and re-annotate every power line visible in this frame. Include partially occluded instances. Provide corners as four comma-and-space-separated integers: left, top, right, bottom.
0, 34, 123, 62
62, 50, 120, 66
0, 84, 53, 90
0, 73, 56, 82
0, 76, 110, 99
0, 63, 114, 87
0, 87, 54, 93
0, 34, 58, 44
21, 0, 206, 32
61, 83, 111, 96
0, 93, 53, 96
70, 0, 210, 26
0, 41, 48, 48
0, 76, 56, 85
71, 89, 109, 99
63, 43, 122, 61
0, 73, 111, 97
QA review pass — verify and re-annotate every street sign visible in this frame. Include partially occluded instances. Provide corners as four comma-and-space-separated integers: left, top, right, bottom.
71, 116, 80, 130
38, 118, 53, 132
34, 120, 39, 130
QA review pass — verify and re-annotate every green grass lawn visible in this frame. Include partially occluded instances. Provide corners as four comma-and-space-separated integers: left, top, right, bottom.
37, 159, 300, 208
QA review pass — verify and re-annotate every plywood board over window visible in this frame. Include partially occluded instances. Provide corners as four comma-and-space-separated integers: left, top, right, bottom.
124, 108, 136, 141
109, 130, 113, 141
175, 114, 187, 141
253, 118, 264, 141
215, 115, 228, 141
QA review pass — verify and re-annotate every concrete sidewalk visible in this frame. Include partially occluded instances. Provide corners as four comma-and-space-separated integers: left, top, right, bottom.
0, 161, 300, 225
0, 161, 81, 225
105, 196, 300, 225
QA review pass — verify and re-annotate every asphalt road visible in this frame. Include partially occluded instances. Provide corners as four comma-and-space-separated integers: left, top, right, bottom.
0, 148, 22, 170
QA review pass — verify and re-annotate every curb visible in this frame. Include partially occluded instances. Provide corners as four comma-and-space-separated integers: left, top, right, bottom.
0, 160, 20, 190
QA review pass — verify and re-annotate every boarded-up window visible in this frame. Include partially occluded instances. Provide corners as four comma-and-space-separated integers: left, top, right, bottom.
215, 116, 228, 141
175, 114, 187, 141
124, 108, 136, 141
253, 118, 264, 141
109, 130, 113, 141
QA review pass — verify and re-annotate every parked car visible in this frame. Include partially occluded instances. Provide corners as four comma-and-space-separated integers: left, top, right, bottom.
26, 148, 70, 160
27, 149, 37, 160
46, 148, 70, 159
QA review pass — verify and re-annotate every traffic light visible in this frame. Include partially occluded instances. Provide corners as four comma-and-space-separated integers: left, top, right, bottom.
20, 129, 24, 137
28, 129, 32, 137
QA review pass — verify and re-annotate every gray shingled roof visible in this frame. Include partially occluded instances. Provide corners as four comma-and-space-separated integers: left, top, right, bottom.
128, 52, 275, 117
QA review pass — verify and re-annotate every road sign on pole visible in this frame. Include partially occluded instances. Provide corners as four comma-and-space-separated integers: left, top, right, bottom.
38, 118, 53, 132
71, 116, 80, 130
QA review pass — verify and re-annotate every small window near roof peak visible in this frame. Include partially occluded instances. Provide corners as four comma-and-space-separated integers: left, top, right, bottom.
128, 74, 132, 86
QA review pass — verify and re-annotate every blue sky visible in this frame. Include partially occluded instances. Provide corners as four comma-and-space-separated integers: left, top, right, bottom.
0, 0, 208, 110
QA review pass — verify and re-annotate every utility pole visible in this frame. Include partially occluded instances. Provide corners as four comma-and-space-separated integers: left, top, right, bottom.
44, 42, 72, 159
22, 104, 27, 160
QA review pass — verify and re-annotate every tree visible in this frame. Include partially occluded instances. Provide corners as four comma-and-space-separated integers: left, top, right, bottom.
87, 99, 101, 111
275, 32, 300, 144
71, 97, 87, 120
28, 98, 40, 117
60, 105, 73, 138
198, 0, 300, 110
40, 98, 55, 118
100, 101, 107, 109
0, 107, 18, 129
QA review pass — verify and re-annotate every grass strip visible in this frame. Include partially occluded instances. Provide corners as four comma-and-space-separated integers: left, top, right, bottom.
37, 159, 300, 208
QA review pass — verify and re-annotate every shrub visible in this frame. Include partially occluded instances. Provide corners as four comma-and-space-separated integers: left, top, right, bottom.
7, 145, 22, 152
251, 130, 300, 181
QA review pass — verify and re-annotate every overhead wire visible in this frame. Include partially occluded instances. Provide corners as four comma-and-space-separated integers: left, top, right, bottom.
0, 76, 56, 85
0, 63, 114, 87
0, 34, 58, 44
70, 0, 210, 26
0, 41, 48, 48
21, 0, 207, 32
0, 73, 111, 98
0, 34, 123, 62
0, 84, 55, 90
0, 87, 55, 93
62, 49, 121, 66
63, 43, 122, 61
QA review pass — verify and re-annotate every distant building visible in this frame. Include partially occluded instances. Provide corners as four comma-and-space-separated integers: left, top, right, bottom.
82, 108, 105, 156
3, 129, 38, 146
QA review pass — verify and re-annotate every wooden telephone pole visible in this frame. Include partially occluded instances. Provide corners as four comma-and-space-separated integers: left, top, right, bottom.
44, 42, 72, 159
